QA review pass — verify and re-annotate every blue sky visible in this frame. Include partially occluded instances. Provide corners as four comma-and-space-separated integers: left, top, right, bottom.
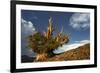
21, 10, 90, 56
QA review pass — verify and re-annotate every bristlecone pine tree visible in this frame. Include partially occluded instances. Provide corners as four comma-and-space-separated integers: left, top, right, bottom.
28, 17, 69, 61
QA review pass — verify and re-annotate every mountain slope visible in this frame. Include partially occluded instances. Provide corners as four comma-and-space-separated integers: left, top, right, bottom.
45, 43, 90, 61
22, 43, 90, 62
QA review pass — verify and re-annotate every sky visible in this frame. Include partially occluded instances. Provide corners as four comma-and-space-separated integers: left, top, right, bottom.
21, 10, 90, 56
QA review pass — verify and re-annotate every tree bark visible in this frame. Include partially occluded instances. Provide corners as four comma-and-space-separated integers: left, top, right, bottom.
35, 53, 49, 61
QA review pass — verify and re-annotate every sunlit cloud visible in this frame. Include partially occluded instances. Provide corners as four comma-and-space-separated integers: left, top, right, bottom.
21, 18, 36, 57
21, 18, 36, 36
69, 13, 90, 30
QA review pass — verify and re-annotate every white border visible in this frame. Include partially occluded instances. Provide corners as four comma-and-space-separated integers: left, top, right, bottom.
16, 4, 95, 69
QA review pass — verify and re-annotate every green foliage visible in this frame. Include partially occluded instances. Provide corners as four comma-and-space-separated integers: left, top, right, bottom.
28, 32, 60, 54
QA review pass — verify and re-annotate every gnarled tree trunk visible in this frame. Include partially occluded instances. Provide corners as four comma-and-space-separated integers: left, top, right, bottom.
35, 53, 49, 61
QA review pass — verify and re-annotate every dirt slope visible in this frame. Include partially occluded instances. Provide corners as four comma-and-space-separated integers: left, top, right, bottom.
45, 43, 90, 61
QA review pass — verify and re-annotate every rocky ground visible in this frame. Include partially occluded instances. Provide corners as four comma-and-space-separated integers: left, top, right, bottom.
45, 43, 90, 61
22, 43, 90, 63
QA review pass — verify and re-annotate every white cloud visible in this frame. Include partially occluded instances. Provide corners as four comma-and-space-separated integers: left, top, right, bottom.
69, 13, 90, 30
21, 18, 36, 36
21, 18, 36, 57
54, 40, 90, 54
75, 40, 90, 44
